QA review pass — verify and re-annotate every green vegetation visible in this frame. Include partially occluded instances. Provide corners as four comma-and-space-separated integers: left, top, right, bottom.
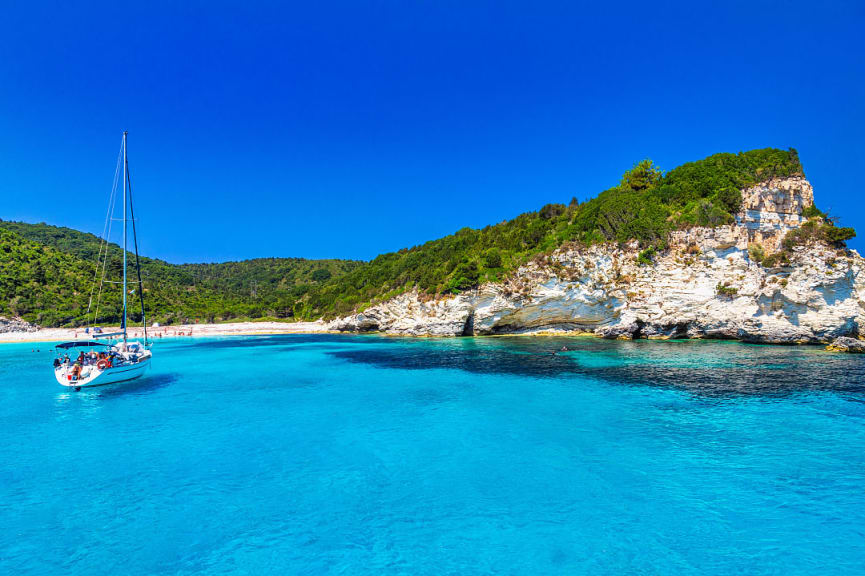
759, 208, 856, 268
715, 282, 739, 297
1, 147, 854, 326
802, 204, 825, 219
0, 220, 360, 326
748, 243, 766, 264
637, 246, 657, 266
0, 228, 95, 326
760, 252, 790, 268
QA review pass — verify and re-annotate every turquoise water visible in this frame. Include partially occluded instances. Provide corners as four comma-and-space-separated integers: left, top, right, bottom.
2, 335, 864, 575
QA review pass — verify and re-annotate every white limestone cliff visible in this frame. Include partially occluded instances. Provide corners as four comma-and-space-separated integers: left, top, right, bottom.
330, 177, 864, 343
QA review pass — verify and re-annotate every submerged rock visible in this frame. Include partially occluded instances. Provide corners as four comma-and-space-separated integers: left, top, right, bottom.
826, 337, 865, 353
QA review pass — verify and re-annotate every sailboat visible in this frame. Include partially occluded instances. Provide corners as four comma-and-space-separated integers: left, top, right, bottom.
54, 132, 153, 389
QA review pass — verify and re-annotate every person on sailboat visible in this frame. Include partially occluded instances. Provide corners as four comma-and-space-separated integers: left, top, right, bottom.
71, 360, 82, 380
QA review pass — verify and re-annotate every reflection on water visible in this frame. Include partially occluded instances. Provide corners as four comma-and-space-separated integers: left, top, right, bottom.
54, 373, 177, 398
53, 374, 178, 419
97, 373, 177, 398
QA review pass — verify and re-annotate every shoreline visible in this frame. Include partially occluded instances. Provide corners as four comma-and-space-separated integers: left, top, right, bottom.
0, 321, 335, 344
0, 322, 852, 348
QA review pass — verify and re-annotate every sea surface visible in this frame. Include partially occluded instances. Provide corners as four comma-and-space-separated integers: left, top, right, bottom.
1, 335, 864, 575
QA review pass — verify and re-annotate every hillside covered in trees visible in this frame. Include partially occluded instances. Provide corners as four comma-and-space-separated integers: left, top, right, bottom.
0, 221, 360, 326
1, 148, 855, 327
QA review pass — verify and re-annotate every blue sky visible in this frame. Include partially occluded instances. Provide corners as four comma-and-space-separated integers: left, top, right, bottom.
1, 1, 863, 262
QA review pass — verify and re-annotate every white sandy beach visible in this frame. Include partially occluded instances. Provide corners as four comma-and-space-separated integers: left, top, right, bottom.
0, 321, 333, 344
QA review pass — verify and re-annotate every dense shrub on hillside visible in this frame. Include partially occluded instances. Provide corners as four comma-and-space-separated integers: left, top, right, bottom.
783, 218, 856, 250
759, 214, 857, 269
0, 228, 95, 325
0, 226, 244, 326
300, 148, 810, 318
0, 221, 360, 326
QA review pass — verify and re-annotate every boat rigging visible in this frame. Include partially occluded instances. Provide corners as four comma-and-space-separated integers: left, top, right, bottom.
53, 132, 153, 389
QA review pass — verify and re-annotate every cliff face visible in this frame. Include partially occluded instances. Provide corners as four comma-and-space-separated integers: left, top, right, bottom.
736, 176, 814, 252
330, 177, 864, 343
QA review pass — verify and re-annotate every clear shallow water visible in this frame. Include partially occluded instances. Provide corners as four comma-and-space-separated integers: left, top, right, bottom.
2, 335, 864, 575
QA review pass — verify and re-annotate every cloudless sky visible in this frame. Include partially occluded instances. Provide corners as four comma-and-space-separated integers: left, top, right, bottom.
1, 1, 863, 262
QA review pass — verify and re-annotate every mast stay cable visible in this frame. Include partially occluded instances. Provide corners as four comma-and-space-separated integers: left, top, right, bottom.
125, 137, 149, 345
88, 138, 123, 330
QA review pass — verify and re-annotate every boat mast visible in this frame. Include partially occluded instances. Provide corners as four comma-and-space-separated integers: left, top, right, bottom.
125, 136, 149, 345
122, 131, 128, 343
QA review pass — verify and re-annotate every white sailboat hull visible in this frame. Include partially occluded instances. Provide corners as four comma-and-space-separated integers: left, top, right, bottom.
55, 354, 152, 388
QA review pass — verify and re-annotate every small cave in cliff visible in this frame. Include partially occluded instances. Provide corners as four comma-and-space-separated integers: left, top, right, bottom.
661, 322, 690, 339
461, 312, 475, 336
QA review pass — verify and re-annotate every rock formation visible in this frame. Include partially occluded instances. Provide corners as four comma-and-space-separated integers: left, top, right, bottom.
826, 337, 865, 353
330, 177, 864, 343
0, 316, 38, 334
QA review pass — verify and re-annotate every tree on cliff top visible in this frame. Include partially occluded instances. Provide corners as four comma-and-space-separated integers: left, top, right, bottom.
620, 159, 663, 192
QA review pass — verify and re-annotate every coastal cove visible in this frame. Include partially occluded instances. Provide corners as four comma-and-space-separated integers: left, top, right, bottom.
2, 334, 864, 575
4, 4, 865, 574
4, 161, 864, 346
5, 149, 863, 345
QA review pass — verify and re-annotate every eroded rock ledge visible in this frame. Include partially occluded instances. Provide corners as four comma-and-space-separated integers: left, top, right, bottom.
329, 177, 864, 344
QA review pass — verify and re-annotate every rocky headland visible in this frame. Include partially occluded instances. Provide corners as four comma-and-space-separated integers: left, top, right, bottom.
329, 176, 865, 344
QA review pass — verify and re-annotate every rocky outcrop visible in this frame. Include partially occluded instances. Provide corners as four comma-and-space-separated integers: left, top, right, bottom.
329, 177, 865, 344
826, 337, 865, 353
0, 316, 38, 333
736, 176, 814, 252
